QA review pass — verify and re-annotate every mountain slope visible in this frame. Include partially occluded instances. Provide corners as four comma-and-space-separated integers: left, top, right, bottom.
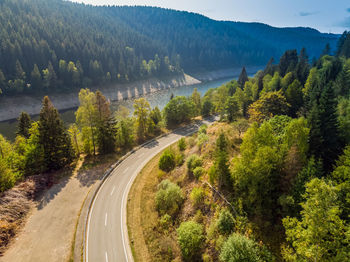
109, 6, 339, 69
0, 0, 339, 97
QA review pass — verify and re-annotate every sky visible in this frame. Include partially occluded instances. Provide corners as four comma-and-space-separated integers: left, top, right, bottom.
72, 0, 350, 34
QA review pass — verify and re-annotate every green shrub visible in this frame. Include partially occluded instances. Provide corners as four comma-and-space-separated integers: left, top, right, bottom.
216, 235, 226, 251
178, 137, 187, 151
202, 98, 213, 117
190, 187, 205, 207
219, 233, 261, 262
197, 133, 209, 150
216, 209, 235, 235
193, 210, 204, 223
159, 214, 172, 230
0, 159, 16, 192
193, 166, 205, 179
175, 153, 185, 166
159, 149, 176, 172
157, 170, 167, 180
186, 154, 202, 175
208, 165, 217, 184
177, 221, 204, 261
199, 124, 208, 134
156, 179, 183, 217
188, 136, 196, 147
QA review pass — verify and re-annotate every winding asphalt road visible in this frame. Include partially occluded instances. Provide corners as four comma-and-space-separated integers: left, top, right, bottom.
85, 117, 216, 262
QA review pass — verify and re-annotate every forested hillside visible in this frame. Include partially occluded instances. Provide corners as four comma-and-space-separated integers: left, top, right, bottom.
128, 38, 350, 261
110, 7, 338, 69
1, 32, 350, 258
0, 0, 339, 97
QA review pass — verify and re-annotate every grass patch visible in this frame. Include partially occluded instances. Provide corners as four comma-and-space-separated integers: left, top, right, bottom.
127, 149, 164, 262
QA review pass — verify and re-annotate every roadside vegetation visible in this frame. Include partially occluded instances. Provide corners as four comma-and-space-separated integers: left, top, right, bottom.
0, 78, 208, 253
128, 39, 350, 262
1, 31, 350, 260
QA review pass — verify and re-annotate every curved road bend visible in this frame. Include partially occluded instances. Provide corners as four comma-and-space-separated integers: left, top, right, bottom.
86, 117, 217, 262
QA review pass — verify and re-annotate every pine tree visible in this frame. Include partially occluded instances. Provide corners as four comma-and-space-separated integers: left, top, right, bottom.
336, 31, 348, 56
308, 84, 341, 172
0, 70, 6, 94
334, 60, 350, 97
296, 48, 310, 85
16, 112, 32, 138
318, 84, 341, 171
39, 96, 73, 171
322, 43, 331, 56
337, 31, 350, 58
95, 90, 111, 122
225, 96, 239, 122
307, 103, 323, 161
215, 132, 231, 189
263, 57, 275, 76
191, 88, 201, 116
95, 91, 116, 154
43, 62, 57, 90
285, 80, 303, 117
238, 66, 248, 88
97, 118, 116, 154
15, 60, 26, 80
279, 50, 298, 76
31, 64, 42, 91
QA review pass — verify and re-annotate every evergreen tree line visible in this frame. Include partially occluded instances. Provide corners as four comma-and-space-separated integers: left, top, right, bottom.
0, 0, 182, 96
0, 0, 339, 96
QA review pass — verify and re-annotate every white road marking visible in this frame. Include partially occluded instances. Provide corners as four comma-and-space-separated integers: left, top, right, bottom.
86, 169, 105, 262
86, 119, 216, 262
110, 186, 115, 196
105, 213, 108, 227
123, 167, 129, 174
120, 146, 173, 262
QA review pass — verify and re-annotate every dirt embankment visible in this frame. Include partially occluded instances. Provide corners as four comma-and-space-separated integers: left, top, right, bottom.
0, 154, 116, 262
0, 73, 200, 122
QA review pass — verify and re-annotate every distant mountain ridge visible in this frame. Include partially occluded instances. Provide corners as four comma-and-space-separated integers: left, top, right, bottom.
0, 0, 339, 96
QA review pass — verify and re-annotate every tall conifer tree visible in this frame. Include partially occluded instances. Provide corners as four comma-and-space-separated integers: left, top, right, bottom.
238, 67, 248, 89
39, 96, 73, 170
16, 112, 32, 139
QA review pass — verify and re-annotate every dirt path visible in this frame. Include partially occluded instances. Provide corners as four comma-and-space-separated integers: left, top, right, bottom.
0, 157, 109, 262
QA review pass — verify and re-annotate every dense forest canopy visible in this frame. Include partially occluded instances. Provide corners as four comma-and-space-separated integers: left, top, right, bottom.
0, 0, 339, 97
1, 30, 350, 260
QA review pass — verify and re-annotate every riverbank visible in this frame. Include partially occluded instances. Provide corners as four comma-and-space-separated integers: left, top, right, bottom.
0, 73, 200, 122
191, 65, 262, 81
0, 66, 262, 122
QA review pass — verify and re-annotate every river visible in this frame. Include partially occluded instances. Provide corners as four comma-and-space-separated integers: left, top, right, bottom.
0, 76, 235, 141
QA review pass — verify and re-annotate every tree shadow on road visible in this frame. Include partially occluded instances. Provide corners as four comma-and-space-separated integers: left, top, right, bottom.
142, 139, 159, 149
36, 173, 71, 210
76, 167, 105, 188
